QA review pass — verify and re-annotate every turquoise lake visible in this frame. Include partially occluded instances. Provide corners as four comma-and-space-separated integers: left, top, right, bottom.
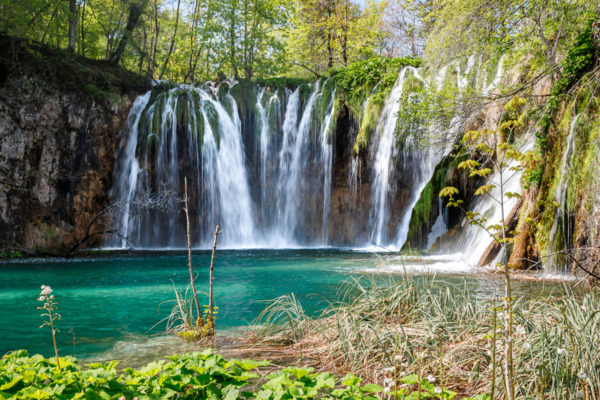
0, 250, 568, 363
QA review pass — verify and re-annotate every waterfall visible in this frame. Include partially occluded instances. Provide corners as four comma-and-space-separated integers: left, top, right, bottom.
547, 114, 581, 269
109, 91, 151, 247
274, 86, 313, 244
368, 67, 427, 248
320, 87, 336, 242
110, 80, 338, 249
109, 65, 491, 253
446, 133, 536, 265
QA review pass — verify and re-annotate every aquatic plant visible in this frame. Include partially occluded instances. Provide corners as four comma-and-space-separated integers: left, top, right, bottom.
249, 273, 600, 399
167, 179, 221, 340
37, 285, 61, 371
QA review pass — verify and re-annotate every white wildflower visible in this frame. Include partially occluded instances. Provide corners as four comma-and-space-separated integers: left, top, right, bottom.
383, 366, 395, 373
434, 387, 443, 394
394, 355, 402, 362
557, 348, 567, 355
577, 371, 587, 379
37, 297, 44, 302
516, 325, 526, 335
383, 387, 391, 393
523, 343, 531, 350
427, 375, 436, 383
119, 397, 125, 400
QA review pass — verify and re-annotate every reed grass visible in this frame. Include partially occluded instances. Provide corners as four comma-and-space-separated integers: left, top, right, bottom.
247, 273, 600, 399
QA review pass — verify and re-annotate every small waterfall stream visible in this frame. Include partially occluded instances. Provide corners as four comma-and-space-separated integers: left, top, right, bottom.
456, 134, 536, 266
367, 66, 440, 250
547, 114, 581, 269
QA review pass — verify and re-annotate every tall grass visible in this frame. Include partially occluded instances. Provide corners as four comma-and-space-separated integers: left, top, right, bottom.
247, 274, 600, 399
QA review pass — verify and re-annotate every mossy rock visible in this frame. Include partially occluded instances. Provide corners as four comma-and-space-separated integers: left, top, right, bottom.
353, 97, 382, 155
203, 101, 221, 150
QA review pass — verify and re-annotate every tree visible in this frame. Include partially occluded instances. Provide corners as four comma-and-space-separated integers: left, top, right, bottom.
440, 95, 529, 400
424, 0, 596, 77
157, 0, 180, 80
109, 0, 146, 65
380, 0, 427, 57
285, 0, 384, 77
67, 0, 77, 51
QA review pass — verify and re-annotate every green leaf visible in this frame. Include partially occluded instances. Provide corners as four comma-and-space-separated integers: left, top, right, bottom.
439, 186, 459, 198
342, 373, 361, 386
0, 376, 22, 391
362, 384, 384, 393
401, 374, 421, 385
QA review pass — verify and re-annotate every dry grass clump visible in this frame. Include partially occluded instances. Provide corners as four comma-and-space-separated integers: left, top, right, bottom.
246, 274, 600, 399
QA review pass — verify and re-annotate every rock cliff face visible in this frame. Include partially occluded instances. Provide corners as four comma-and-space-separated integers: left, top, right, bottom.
0, 37, 147, 253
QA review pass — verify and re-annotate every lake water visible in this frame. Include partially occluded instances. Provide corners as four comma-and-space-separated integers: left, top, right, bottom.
0, 250, 570, 363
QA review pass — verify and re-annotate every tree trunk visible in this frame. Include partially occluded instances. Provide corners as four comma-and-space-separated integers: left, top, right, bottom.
593, 5, 600, 46
341, 0, 348, 66
149, 0, 159, 78
187, 0, 201, 82
80, 0, 86, 56
229, 1, 239, 79
68, 0, 77, 52
326, 1, 333, 69
158, 0, 181, 80
109, 1, 145, 66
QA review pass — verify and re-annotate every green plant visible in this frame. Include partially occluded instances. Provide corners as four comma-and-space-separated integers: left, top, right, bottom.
251, 273, 600, 399
37, 285, 61, 371
538, 19, 597, 147
0, 350, 268, 399
439, 96, 530, 400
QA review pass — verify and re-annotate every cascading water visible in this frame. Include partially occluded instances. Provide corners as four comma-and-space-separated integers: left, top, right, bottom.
110, 80, 338, 248
547, 114, 581, 269
368, 66, 437, 249
110, 83, 257, 247
110, 60, 508, 255
452, 133, 536, 266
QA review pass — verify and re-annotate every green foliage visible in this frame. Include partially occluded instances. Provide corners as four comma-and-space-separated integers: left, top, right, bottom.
424, 0, 595, 72
0, 350, 268, 399
538, 19, 597, 147
0, 350, 427, 400
0, 251, 23, 259
256, 368, 383, 400
330, 57, 421, 113
253, 77, 312, 89
328, 56, 421, 154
